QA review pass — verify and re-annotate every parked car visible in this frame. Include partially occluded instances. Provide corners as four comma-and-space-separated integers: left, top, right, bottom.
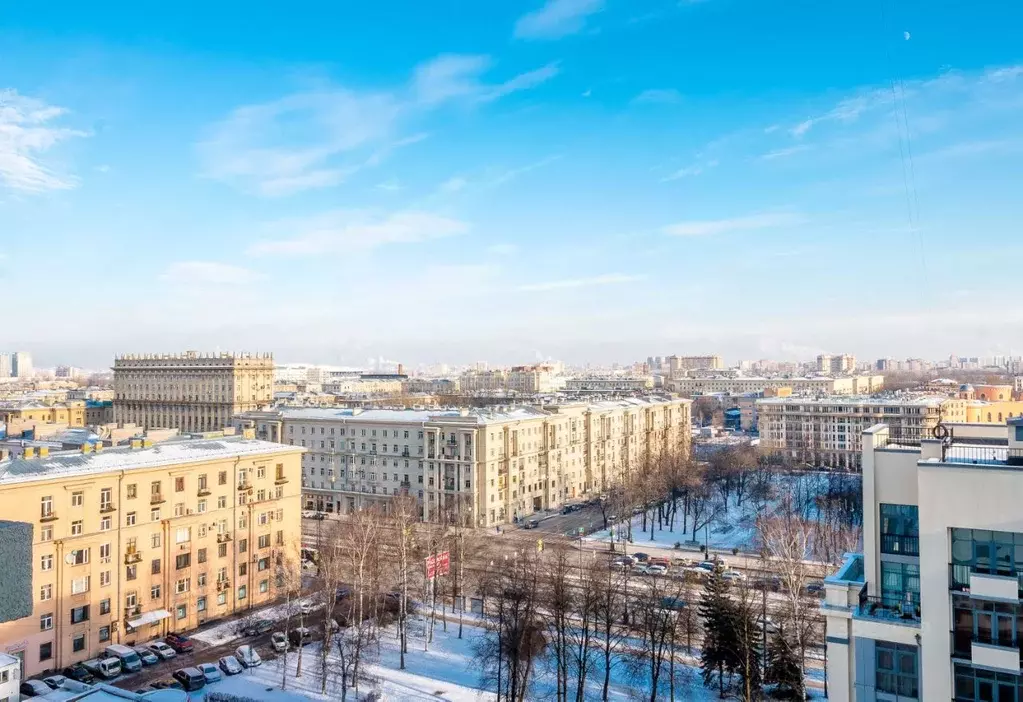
146, 641, 177, 660
241, 618, 273, 636
611, 556, 635, 569
679, 566, 709, 581
671, 556, 693, 567
721, 570, 746, 582
134, 647, 160, 666
271, 632, 288, 653
334, 585, 353, 602
235, 645, 262, 668
172, 669, 205, 692
647, 557, 670, 568
104, 644, 143, 673
751, 575, 783, 592
42, 675, 67, 690
297, 602, 313, 616
630, 564, 649, 576
151, 678, 184, 690
288, 627, 313, 647
523, 519, 540, 529
197, 663, 223, 684
646, 564, 669, 576
81, 657, 121, 680
804, 581, 825, 597
697, 559, 723, 572
218, 656, 244, 676
632, 552, 650, 563
164, 633, 194, 653
21, 680, 53, 697
62, 664, 96, 685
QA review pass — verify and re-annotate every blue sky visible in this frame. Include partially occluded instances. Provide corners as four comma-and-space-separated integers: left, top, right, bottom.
3, 0, 1023, 369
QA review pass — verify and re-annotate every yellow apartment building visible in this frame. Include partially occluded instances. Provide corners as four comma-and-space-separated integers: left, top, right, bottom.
0, 433, 303, 677
0, 401, 87, 427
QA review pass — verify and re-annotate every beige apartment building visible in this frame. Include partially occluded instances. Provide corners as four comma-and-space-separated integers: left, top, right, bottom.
670, 374, 885, 397
564, 376, 654, 393
757, 395, 963, 469
0, 401, 87, 427
0, 433, 302, 677
666, 355, 723, 376
459, 369, 509, 394
507, 365, 557, 394
236, 396, 691, 527
113, 352, 273, 432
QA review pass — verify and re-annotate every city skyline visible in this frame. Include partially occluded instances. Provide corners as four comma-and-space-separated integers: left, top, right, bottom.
4, 1, 1023, 367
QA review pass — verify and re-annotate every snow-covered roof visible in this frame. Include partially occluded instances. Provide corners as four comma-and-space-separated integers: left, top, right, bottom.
0, 435, 302, 486
758, 394, 946, 407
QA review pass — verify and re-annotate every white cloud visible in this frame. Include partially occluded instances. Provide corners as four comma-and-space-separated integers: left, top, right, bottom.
159, 261, 263, 285
248, 210, 469, 256
661, 159, 718, 181
760, 144, 812, 160
412, 55, 559, 106
517, 273, 645, 292
0, 90, 88, 193
514, 0, 604, 40
581, 89, 592, 98
789, 90, 888, 137
439, 176, 468, 193
487, 243, 518, 256
489, 155, 561, 186
198, 89, 401, 196
663, 212, 805, 237
375, 178, 402, 192
632, 89, 683, 105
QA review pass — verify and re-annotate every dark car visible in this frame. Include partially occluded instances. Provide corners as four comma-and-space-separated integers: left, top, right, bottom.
523, 519, 540, 529
241, 618, 273, 636
21, 680, 53, 697
804, 581, 825, 597
163, 633, 194, 653
62, 665, 96, 685
42, 675, 67, 690
632, 552, 650, 563
288, 627, 313, 647
151, 678, 184, 690
334, 585, 352, 602
172, 668, 206, 692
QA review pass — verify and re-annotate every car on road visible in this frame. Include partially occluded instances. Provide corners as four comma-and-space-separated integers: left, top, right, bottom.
611, 555, 636, 568
679, 566, 709, 580
21, 680, 53, 697
235, 645, 262, 668
804, 581, 825, 597
523, 519, 540, 529
632, 552, 650, 563
134, 647, 160, 666
240, 618, 273, 636
163, 633, 194, 653
146, 641, 177, 660
151, 678, 184, 690
271, 632, 288, 653
721, 570, 745, 582
42, 675, 67, 690
630, 564, 649, 576
288, 627, 313, 647
646, 564, 668, 576
197, 663, 223, 684
672, 556, 693, 567
751, 575, 783, 592
218, 656, 244, 676
648, 557, 670, 568
62, 665, 96, 685
297, 602, 314, 616
697, 559, 723, 572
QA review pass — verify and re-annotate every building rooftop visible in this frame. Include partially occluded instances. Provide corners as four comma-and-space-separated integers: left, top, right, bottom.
0, 434, 301, 486
758, 394, 946, 407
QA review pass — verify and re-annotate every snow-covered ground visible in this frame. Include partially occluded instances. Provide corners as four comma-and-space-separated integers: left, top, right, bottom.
191, 597, 323, 647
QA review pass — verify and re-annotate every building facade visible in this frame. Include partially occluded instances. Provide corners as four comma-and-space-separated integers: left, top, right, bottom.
507, 365, 556, 394
818, 354, 856, 375
0, 433, 302, 678
825, 419, 1023, 702
12, 353, 33, 379
236, 397, 691, 527
666, 355, 723, 376
0, 402, 87, 428
564, 376, 654, 393
670, 374, 885, 397
757, 395, 958, 469
113, 352, 273, 432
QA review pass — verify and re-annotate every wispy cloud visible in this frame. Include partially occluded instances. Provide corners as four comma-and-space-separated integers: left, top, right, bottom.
159, 261, 263, 285
247, 210, 469, 256
489, 155, 561, 186
661, 159, 718, 181
0, 89, 88, 193
517, 273, 645, 292
632, 89, 683, 105
514, 0, 604, 40
487, 243, 519, 256
412, 55, 559, 106
663, 212, 805, 237
789, 90, 888, 137
439, 176, 468, 193
375, 179, 402, 192
759, 144, 812, 160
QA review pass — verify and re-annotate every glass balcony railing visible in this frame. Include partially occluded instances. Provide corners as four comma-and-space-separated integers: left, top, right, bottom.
857, 588, 921, 622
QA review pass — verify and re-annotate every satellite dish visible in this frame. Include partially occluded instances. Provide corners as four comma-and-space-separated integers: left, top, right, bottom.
65, 552, 77, 565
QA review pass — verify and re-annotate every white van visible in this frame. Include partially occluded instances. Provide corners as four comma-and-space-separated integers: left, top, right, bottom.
82, 657, 121, 680
103, 644, 142, 673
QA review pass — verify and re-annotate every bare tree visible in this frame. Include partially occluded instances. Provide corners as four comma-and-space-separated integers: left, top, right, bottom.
593, 557, 630, 702
568, 553, 600, 702
314, 519, 350, 694
631, 573, 689, 702
337, 506, 383, 698
273, 538, 303, 690
541, 546, 573, 702
389, 493, 419, 668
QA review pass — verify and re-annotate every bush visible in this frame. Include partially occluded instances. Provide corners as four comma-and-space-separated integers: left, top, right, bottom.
732, 547, 740, 555
699, 544, 707, 553
674, 542, 682, 550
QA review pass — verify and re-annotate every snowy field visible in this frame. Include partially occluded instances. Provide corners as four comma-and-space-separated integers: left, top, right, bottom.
586, 471, 861, 554
192, 597, 323, 647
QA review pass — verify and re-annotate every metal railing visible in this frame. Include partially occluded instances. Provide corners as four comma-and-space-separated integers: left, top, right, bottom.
881, 533, 920, 557
857, 589, 921, 622
949, 563, 1023, 594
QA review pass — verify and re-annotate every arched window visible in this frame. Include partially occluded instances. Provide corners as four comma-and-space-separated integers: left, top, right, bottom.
987, 413, 993, 422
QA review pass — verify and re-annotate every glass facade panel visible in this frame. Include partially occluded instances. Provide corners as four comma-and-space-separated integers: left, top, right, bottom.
876, 642, 918, 698
880, 503, 920, 556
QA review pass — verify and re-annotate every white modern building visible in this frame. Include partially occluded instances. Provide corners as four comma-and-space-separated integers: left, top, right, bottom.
825, 418, 1023, 701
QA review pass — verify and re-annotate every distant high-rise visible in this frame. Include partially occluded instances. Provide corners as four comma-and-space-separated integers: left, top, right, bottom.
817, 353, 855, 375
113, 351, 274, 432
11, 352, 32, 378
0, 353, 10, 378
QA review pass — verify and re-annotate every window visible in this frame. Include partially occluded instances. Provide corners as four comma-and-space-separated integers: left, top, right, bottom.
71, 491, 84, 507
875, 642, 918, 698
257, 466, 266, 479
175, 527, 190, 543
218, 543, 228, 558
237, 585, 247, 600
72, 634, 86, 652
71, 520, 83, 535
126, 564, 137, 580
198, 499, 207, 513
175, 477, 185, 493
150, 508, 160, 521
257, 557, 269, 572
174, 503, 185, 517
127, 483, 137, 499
259, 579, 269, 593
217, 495, 227, 509
197, 596, 207, 612
881, 561, 920, 610
71, 548, 89, 565
239, 563, 248, 577
41, 554, 53, 571
880, 503, 919, 556
40, 613, 53, 631
40, 524, 53, 542
197, 572, 207, 587
40, 583, 52, 601
126, 511, 137, 526
198, 474, 208, 492
238, 538, 247, 554
100, 516, 111, 531
71, 576, 90, 594
125, 591, 138, 608
150, 557, 161, 575
100, 487, 112, 509
151, 481, 161, 496
258, 534, 270, 549
151, 585, 161, 600
99, 625, 111, 642
100, 571, 111, 587
39, 642, 52, 662
176, 553, 190, 570
175, 578, 190, 594
218, 591, 227, 605
198, 547, 207, 564
219, 470, 228, 485
70, 605, 90, 624
150, 533, 161, 550
276, 464, 285, 481
176, 604, 187, 620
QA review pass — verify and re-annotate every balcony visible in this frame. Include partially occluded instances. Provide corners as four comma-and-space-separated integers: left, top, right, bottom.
150, 493, 165, 505
950, 563, 1023, 599
125, 604, 142, 618
100, 503, 117, 514
40, 511, 58, 523
124, 551, 143, 565
856, 590, 920, 623
197, 488, 211, 497
217, 532, 232, 543
217, 579, 231, 591
274, 476, 288, 485
238, 482, 252, 492
880, 533, 919, 557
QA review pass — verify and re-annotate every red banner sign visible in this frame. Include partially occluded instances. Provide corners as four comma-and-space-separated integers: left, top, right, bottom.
425, 551, 451, 579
